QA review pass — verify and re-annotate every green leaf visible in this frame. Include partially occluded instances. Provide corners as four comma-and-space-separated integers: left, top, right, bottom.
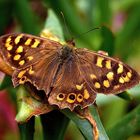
117, 91, 132, 101
97, 0, 111, 24
99, 26, 115, 56
0, 75, 12, 90
115, 3, 140, 59
16, 87, 52, 123
44, 0, 97, 48
0, 0, 13, 34
41, 110, 69, 140
14, 0, 41, 34
43, 9, 64, 41
62, 106, 109, 140
107, 104, 140, 140
18, 117, 35, 140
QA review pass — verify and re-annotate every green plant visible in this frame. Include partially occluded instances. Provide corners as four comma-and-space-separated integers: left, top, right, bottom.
0, 0, 140, 140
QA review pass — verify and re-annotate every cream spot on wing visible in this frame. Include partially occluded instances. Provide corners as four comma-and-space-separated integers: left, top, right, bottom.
84, 89, 90, 99
19, 60, 25, 66
105, 60, 111, 69
27, 56, 33, 61
114, 85, 120, 90
18, 70, 26, 78
94, 82, 101, 89
103, 80, 110, 88
96, 57, 104, 68
15, 34, 23, 44
16, 46, 23, 53
5, 37, 13, 49
76, 84, 83, 90
8, 53, 11, 58
117, 64, 123, 74
123, 75, 130, 82
28, 67, 34, 75
25, 38, 32, 45
13, 54, 21, 60
6, 36, 11, 43
90, 74, 97, 79
7, 45, 13, 51
107, 72, 114, 80
31, 39, 40, 48
127, 72, 132, 78
119, 77, 125, 83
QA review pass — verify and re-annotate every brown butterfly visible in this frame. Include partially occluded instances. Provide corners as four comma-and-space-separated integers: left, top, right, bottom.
0, 33, 140, 110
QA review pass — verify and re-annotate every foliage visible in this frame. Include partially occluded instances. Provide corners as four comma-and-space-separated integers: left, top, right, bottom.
0, 0, 140, 140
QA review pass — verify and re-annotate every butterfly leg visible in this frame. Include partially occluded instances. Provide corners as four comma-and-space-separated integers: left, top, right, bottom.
74, 107, 99, 140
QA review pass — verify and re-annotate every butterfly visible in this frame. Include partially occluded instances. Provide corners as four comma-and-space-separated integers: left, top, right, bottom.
0, 33, 140, 110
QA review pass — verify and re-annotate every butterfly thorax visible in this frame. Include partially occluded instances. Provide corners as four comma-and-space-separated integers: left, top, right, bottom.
59, 45, 74, 62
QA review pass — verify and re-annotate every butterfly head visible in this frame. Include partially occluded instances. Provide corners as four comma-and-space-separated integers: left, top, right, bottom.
66, 39, 75, 48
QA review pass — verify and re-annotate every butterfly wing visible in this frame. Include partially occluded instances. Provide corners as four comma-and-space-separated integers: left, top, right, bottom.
48, 47, 140, 110
0, 33, 61, 69
48, 55, 96, 110
0, 33, 62, 94
75, 48, 140, 94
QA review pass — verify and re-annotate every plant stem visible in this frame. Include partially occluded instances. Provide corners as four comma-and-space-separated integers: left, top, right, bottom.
18, 117, 35, 140
41, 110, 69, 140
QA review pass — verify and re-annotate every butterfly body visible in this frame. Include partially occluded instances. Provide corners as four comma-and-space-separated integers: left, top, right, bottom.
59, 45, 74, 62
0, 33, 139, 110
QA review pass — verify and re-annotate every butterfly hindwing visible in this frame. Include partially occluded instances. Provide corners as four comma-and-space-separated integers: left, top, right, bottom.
48, 56, 97, 110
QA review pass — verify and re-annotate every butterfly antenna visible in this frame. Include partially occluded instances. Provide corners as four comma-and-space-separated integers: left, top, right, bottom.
60, 11, 72, 39
73, 27, 101, 39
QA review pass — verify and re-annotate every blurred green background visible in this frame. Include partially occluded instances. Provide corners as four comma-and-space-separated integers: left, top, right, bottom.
0, 0, 140, 140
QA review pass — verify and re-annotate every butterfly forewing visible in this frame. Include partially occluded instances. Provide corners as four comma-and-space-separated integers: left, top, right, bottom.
13, 53, 61, 94
0, 33, 62, 95
75, 49, 140, 94
0, 33, 62, 69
